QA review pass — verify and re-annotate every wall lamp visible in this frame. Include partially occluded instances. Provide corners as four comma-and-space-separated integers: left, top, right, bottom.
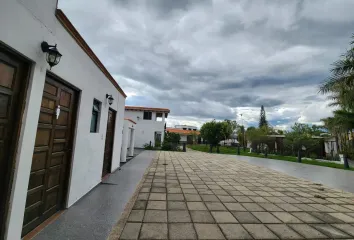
41, 41, 62, 69
106, 94, 114, 105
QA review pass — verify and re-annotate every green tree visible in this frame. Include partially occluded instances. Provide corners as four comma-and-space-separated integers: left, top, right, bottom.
259, 105, 268, 128
284, 123, 320, 162
319, 34, 354, 168
200, 120, 224, 153
221, 119, 237, 141
162, 132, 181, 151
246, 126, 272, 153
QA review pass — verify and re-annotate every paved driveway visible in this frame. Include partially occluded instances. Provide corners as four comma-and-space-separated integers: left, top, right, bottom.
236, 155, 354, 194
110, 151, 354, 240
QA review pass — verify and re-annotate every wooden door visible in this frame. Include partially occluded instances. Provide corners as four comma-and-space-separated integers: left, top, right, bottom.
102, 109, 116, 177
22, 75, 78, 236
0, 48, 28, 238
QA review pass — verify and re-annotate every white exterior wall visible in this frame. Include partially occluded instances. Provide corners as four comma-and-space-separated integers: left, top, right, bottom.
324, 137, 338, 155
1, 1, 125, 239
180, 135, 187, 143
124, 110, 165, 148
175, 125, 198, 130
120, 119, 136, 162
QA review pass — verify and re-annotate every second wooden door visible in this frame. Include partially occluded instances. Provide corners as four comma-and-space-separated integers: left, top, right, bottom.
102, 109, 116, 177
22, 75, 78, 236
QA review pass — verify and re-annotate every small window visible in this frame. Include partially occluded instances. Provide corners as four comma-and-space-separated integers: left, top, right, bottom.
143, 111, 152, 120
183, 128, 187, 130
90, 99, 101, 133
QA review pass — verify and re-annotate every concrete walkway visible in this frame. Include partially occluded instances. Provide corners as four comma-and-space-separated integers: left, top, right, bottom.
33, 150, 155, 240
236, 155, 354, 194
114, 151, 354, 240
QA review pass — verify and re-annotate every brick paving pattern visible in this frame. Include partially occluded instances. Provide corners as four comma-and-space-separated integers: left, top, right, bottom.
118, 151, 354, 239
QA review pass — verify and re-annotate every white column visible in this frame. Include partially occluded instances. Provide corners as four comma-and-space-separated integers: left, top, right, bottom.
129, 128, 135, 156
161, 113, 165, 143
120, 124, 129, 162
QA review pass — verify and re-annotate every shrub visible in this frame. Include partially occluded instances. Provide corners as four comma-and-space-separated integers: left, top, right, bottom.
309, 153, 317, 160
155, 140, 161, 148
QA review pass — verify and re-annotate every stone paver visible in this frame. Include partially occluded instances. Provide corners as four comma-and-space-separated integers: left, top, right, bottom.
243, 224, 279, 239
116, 151, 354, 239
288, 224, 327, 239
143, 210, 167, 222
219, 224, 252, 239
267, 224, 302, 239
232, 211, 261, 223
312, 224, 351, 238
194, 224, 225, 239
211, 211, 238, 223
140, 223, 167, 239
271, 212, 303, 223
121, 223, 142, 240
169, 223, 196, 239
168, 210, 191, 222
190, 211, 215, 223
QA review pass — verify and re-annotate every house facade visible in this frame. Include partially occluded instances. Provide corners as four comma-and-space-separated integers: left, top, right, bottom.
167, 127, 200, 144
0, 1, 127, 239
174, 125, 198, 131
124, 106, 169, 148
120, 118, 136, 163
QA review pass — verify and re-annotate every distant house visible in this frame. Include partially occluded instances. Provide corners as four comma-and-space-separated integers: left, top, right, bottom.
125, 106, 170, 148
167, 126, 200, 144
174, 125, 198, 131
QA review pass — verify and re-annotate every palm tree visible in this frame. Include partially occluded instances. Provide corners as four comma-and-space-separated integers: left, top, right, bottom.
320, 35, 354, 169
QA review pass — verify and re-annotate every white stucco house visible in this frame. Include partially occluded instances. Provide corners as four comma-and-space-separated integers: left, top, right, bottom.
124, 106, 170, 148
167, 126, 200, 144
120, 118, 136, 163
175, 125, 198, 131
0, 1, 128, 239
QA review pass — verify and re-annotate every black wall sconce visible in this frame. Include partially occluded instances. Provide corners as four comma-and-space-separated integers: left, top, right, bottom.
106, 94, 114, 105
41, 41, 62, 69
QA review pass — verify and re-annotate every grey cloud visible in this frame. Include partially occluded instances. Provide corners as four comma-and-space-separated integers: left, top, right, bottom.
227, 96, 284, 108
59, 0, 354, 127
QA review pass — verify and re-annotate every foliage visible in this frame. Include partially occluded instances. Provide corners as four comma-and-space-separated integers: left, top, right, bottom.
161, 132, 181, 151
200, 120, 224, 145
259, 105, 268, 128
247, 126, 256, 131
155, 140, 161, 148
221, 119, 237, 140
246, 125, 274, 152
164, 132, 181, 143
319, 34, 354, 167
200, 120, 237, 152
284, 123, 321, 160
189, 144, 354, 171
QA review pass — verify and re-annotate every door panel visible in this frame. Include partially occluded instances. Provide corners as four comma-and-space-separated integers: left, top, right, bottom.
102, 109, 116, 177
0, 49, 28, 239
22, 75, 77, 236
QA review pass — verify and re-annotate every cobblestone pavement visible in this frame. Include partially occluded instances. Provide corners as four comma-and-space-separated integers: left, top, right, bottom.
116, 151, 354, 240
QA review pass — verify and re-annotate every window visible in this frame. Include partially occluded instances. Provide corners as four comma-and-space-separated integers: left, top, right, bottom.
90, 99, 101, 132
143, 111, 152, 120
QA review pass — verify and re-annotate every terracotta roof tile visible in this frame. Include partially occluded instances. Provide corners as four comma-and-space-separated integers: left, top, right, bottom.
167, 128, 200, 135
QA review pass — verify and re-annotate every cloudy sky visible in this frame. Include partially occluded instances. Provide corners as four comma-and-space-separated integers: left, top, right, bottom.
59, 0, 354, 129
